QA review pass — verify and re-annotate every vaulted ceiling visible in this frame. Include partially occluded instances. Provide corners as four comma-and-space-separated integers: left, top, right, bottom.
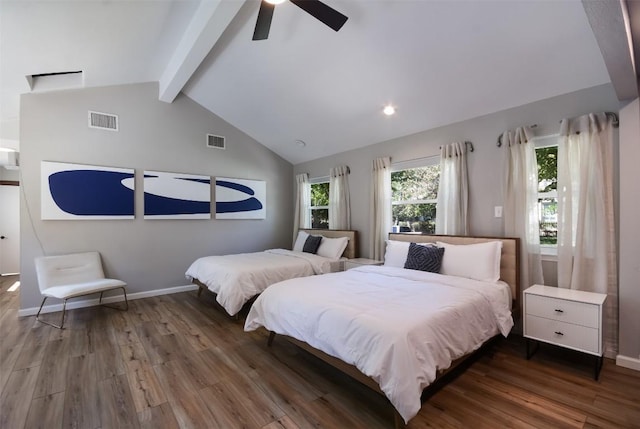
1, 0, 637, 164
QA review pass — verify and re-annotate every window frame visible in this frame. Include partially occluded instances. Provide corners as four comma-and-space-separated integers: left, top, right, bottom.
534, 137, 559, 259
309, 176, 329, 229
390, 156, 440, 233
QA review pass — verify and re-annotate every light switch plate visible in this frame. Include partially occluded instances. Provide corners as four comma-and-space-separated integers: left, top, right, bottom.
494, 206, 503, 218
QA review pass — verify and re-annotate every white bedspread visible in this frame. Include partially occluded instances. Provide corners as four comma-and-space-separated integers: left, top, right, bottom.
244, 265, 513, 423
185, 249, 340, 315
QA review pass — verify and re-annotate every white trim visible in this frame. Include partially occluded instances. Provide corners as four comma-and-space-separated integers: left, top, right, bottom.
540, 245, 558, 261
616, 354, 640, 371
391, 155, 439, 172
309, 176, 329, 184
17, 284, 198, 317
392, 198, 437, 206
532, 134, 559, 147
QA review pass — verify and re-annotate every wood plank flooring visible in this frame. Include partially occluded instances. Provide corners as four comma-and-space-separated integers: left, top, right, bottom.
1, 273, 639, 429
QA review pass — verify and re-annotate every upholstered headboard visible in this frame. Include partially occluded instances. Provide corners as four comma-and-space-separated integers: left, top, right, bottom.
300, 229, 358, 259
388, 233, 520, 311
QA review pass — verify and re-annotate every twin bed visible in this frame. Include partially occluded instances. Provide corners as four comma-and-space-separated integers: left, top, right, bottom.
185, 229, 357, 316
244, 233, 520, 427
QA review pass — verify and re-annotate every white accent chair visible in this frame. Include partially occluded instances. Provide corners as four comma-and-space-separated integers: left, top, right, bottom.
34, 251, 128, 329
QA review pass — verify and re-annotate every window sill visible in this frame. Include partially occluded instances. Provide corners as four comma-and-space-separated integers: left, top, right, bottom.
540, 246, 557, 262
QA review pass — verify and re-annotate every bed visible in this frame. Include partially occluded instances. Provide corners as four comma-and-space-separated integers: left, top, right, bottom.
185, 229, 357, 316
244, 234, 520, 427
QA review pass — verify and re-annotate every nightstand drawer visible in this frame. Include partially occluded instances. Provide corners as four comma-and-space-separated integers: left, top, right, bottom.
525, 315, 600, 355
526, 294, 599, 328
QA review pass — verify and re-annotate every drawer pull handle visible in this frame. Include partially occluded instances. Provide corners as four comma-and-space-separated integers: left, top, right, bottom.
554, 331, 564, 336
554, 309, 564, 313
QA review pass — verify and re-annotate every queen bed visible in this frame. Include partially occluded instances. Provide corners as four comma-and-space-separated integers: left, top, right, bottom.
185, 229, 357, 316
244, 234, 520, 427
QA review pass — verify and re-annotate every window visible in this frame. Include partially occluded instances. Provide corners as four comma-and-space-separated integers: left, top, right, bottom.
310, 181, 329, 229
536, 144, 557, 249
391, 159, 440, 234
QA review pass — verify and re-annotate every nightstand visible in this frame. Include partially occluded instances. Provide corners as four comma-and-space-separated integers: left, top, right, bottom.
523, 284, 607, 380
344, 258, 383, 270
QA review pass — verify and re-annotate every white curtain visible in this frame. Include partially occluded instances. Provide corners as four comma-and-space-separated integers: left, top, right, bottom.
557, 112, 617, 357
502, 127, 544, 289
329, 165, 351, 229
370, 157, 392, 261
293, 173, 310, 246
436, 142, 469, 235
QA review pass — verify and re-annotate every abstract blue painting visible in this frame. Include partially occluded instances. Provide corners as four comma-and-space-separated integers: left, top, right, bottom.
215, 177, 266, 219
143, 171, 211, 219
41, 161, 135, 220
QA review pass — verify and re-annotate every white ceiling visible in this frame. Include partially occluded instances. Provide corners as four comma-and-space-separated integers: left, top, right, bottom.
0, 0, 626, 164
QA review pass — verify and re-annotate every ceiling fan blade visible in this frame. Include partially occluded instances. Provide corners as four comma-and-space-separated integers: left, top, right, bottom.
290, 0, 348, 32
253, 1, 275, 40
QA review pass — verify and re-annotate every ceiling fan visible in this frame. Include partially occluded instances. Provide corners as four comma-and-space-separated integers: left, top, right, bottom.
252, 0, 348, 41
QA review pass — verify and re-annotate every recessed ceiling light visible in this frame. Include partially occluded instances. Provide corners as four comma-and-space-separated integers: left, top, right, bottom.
295, 139, 306, 147
265, 0, 286, 4
383, 105, 396, 116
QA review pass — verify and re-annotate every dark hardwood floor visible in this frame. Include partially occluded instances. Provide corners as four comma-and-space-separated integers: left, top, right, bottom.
1, 273, 639, 429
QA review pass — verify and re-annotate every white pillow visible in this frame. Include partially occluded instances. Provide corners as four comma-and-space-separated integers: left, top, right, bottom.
316, 236, 349, 259
437, 241, 502, 282
293, 231, 309, 252
383, 240, 434, 268
383, 240, 411, 267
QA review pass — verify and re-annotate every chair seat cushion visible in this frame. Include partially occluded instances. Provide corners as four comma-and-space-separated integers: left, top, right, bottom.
43, 279, 127, 299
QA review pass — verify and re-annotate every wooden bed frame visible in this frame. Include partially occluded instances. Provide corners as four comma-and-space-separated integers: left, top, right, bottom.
300, 228, 358, 260
268, 234, 520, 428
388, 233, 521, 314
194, 228, 359, 298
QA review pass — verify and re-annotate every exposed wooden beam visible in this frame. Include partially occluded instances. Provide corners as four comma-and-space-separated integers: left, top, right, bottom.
582, 0, 638, 101
627, 0, 640, 91
158, 0, 247, 103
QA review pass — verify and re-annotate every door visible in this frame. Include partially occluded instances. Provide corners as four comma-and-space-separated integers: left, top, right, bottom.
0, 184, 20, 274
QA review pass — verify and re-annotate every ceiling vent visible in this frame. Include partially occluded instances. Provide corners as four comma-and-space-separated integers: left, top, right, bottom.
88, 111, 118, 131
206, 134, 225, 149
27, 70, 83, 92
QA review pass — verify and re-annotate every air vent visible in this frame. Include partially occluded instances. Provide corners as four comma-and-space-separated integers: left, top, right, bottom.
26, 70, 83, 92
88, 111, 118, 131
206, 134, 225, 149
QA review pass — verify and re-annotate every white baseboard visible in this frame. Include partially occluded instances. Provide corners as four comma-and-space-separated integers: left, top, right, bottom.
17, 284, 199, 317
616, 354, 640, 372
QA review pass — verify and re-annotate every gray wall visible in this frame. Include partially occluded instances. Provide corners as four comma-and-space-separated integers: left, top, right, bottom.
618, 98, 640, 360
294, 84, 620, 261
19, 82, 293, 309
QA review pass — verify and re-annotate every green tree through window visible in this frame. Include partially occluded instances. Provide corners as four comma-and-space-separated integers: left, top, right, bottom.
536, 145, 558, 245
391, 164, 440, 234
310, 182, 329, 229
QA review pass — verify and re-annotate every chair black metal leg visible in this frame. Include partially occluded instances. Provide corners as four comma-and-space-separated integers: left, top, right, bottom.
35, 296, 47, 323
122, 287, 129, 310
99, 287, 129, 311
60, 299, 67, 328
35, 296, 66, 329
37, 287, 128, 330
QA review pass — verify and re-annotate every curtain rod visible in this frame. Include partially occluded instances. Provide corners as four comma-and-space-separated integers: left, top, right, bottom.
439, 141, 474, 152
496, 111, 619, 147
